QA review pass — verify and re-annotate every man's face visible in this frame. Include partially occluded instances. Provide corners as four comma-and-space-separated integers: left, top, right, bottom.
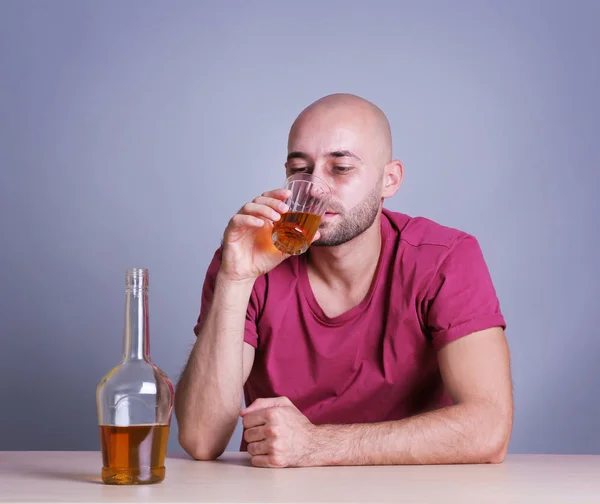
286, 107, 385, 247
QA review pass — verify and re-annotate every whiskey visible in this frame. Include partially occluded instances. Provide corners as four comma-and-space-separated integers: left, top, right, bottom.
272, 211, 321, 255
99, 424, 169, 485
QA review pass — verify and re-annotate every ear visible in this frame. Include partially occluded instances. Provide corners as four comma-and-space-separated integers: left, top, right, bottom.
382, 159, 403, 199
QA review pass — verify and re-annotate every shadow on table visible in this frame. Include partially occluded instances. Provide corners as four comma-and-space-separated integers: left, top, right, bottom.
3, 464, 103, 484
167, 452, 194, 460
33, 470, 103, 484
168, 451, 253, 467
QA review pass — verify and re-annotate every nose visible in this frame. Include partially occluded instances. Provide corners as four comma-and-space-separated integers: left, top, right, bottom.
310, 163, 331, 186
309, 164, 334, 194
307, 177, 331, 209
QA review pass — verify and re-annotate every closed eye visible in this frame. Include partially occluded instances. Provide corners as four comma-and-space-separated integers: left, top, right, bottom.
334, 166, 353, 174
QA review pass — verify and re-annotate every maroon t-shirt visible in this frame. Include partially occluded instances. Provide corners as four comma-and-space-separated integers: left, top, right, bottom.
194, 209, 505, 450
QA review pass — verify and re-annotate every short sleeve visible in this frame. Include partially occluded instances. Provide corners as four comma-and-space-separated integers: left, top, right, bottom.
193, 248, 260, 348
424, 235, 506, 351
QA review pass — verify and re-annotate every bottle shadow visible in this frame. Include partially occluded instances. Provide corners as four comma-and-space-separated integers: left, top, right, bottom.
43, 471, 104, 484
6, 467, 103, 484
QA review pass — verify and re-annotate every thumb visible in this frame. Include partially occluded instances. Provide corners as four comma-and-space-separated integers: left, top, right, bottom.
240, 396, 291, 416
311, 230, 321, 243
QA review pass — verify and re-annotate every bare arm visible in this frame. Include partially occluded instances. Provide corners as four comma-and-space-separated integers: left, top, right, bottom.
316, 327, 512, 465
175, 275, 256, 460
242, 327, 513, 467
176, 189, 296, 460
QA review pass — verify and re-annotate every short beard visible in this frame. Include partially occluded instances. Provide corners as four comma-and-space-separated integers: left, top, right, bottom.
313, 185, 381, 247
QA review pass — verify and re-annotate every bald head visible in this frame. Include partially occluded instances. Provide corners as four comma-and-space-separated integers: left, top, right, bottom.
289, 93, 393, 165
284, 94, 402, 247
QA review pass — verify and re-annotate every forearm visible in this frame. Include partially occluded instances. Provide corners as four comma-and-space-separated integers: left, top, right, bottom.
313, 400, 510, 466
175, 273, 254, 459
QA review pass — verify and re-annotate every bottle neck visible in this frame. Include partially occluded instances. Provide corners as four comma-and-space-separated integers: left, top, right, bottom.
123, 269, 150, 362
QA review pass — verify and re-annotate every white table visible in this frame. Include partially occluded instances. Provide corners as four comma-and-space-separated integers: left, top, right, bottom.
1, 451, 599, 503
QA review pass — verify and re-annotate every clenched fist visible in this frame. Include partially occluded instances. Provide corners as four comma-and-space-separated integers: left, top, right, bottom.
240, 397, 320, 468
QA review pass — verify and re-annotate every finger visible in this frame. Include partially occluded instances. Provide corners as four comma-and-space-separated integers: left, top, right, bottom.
251, 455, 284, 469
242, 411, 268, 429
253, 196, 289, 214
240, 202, 283, 222
247, 440, 269, 456
311, 230, 321, 243
244, 426, 267, 444
241, 396, 291, 416
230, 213, 265, 229
261, 188, 292, 200
251, 455, 270, 468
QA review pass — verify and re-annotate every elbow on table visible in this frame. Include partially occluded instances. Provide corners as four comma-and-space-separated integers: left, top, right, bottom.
482, 422, 511, 464
179, 430, 225, 461
486, 441, 508, 464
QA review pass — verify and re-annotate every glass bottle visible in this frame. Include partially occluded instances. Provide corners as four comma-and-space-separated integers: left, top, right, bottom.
96, 268, 174, 485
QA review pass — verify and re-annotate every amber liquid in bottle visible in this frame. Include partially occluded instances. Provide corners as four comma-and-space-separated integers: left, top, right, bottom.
100, 425, 169, 485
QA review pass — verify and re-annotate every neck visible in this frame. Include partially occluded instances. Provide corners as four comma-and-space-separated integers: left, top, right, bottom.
307, 212, 383, 291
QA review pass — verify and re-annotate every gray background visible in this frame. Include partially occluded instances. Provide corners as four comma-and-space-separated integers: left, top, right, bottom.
1, 0, 599, 455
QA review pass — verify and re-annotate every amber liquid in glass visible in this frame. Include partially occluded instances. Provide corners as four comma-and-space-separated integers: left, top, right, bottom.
99, 424, 169, 485
272, 212, 321, 255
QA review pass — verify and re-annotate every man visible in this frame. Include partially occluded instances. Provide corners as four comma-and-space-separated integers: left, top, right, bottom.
175, 93, 513, 468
